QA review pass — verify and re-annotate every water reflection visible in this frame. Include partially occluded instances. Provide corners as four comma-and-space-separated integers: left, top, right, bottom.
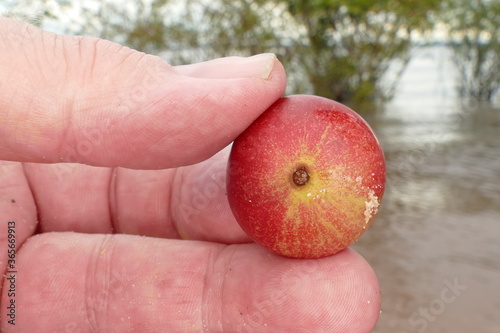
352, 46, 500, 333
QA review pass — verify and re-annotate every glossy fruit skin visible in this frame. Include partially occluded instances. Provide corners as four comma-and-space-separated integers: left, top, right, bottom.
227, 95, 385, 259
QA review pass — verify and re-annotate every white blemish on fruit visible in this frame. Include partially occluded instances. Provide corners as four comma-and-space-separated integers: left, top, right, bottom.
364, 190, 380, 224
307, 193, 312, 197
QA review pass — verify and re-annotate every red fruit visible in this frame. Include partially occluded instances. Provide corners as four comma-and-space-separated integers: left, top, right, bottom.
226, 95, 385, 258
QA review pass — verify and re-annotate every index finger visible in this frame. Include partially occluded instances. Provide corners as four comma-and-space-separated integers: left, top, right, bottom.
3, 232, 380, 332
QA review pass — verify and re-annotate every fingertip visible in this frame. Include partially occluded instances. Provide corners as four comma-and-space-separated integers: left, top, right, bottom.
135, 58, 286, 169
214, 245, 380, 332
331, 248, 381, 332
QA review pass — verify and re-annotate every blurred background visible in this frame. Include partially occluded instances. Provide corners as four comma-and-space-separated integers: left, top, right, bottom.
2, 0, 499, 332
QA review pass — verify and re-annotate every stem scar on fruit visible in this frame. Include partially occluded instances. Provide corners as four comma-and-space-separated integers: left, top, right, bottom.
292, 166, 310, 187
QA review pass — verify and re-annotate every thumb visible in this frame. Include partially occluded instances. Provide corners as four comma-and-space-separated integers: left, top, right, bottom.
0, 18, 286, 169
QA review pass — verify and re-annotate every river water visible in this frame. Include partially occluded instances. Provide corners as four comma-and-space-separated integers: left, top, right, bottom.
352, 46, 500, 333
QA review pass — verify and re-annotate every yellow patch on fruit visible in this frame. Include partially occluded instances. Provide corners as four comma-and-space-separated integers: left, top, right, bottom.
256, 125, 381, 257
285, 164, 368, 224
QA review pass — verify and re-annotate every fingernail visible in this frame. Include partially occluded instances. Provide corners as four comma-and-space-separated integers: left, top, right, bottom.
238, 53, 277, 79
177, 53, 277, 79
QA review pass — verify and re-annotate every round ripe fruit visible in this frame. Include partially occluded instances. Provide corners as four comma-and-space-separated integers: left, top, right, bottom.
226, 95, 386, 259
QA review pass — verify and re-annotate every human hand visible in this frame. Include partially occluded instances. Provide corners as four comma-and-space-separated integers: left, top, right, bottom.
0, 17, 380, 332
